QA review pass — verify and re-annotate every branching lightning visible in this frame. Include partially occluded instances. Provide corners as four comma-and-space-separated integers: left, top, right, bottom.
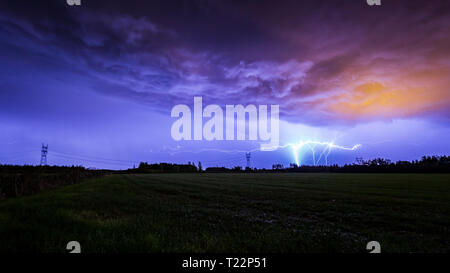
286, 140, 361, 166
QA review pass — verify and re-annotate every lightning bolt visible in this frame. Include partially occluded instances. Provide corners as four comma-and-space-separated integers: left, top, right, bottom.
286, 141, 361, 166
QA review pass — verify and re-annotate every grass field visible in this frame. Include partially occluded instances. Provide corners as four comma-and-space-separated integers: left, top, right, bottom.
0, 173, 449, 253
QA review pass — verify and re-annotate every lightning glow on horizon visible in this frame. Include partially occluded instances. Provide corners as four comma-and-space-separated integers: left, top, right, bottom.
286, 141, 361, 166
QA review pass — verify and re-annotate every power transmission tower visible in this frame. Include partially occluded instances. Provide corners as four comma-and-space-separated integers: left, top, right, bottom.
40, 143, 48, 165
246, 152, 251, 169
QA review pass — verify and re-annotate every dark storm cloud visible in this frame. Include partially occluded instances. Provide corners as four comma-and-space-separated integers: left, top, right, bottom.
1, 0, 450, 125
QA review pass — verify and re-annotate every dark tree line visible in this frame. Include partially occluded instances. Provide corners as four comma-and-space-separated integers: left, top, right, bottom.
203, 155, 450, 173
132, 162, 198, 173
0, 165, 106, 199
128, 155, 450, 173
277, 155, 450, 173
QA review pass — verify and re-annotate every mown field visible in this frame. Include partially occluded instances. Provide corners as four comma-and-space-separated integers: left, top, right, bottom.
0, 173, 448, 253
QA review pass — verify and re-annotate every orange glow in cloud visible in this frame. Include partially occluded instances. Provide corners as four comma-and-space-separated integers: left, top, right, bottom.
323, 80, 445, 119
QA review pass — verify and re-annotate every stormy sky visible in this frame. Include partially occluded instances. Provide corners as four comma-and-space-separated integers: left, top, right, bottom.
1, 0, 449, 169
